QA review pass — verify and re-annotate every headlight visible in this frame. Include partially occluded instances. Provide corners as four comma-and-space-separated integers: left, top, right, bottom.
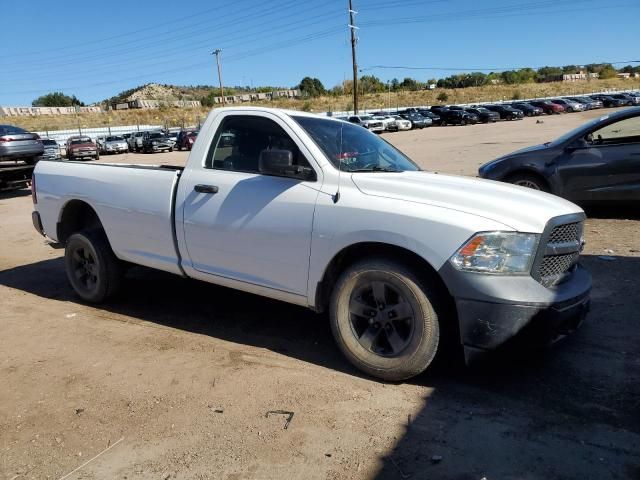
152, 141, 158, 145
450, 232, 539, 274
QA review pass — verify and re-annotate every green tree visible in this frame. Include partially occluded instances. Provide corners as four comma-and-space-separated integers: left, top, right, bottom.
32, 92, 85, 107
437, 92, 449, 102
298, 77, 326, 97
359, 75, 385, 93
399, 77, 422, 91
536, 66, 563, 82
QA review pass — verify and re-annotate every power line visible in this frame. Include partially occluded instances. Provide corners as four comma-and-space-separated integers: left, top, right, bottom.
0, 11, 345, 84
359, 0, 636, 26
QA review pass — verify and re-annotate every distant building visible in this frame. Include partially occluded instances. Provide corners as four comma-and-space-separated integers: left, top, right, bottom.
0, 106, 101, 117
561, 71, 599, 82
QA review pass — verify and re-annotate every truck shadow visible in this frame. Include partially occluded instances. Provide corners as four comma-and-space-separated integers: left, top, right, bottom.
1, 254, 639, 477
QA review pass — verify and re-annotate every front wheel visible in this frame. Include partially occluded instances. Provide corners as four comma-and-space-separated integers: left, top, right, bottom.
508, 172, 548, 192
330, 259, 440, 381
64, 230, 122, 303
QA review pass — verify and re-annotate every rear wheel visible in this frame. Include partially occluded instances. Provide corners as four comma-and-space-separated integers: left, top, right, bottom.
330, 259, 440, 381
64, 230, 122, 303
508, 172, 549, 192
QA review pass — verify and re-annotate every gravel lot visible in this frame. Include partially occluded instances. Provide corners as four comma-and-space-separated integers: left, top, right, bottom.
1, 110, 638, 480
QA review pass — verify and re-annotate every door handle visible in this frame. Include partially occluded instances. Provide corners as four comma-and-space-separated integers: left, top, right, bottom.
194, 184, 219, 194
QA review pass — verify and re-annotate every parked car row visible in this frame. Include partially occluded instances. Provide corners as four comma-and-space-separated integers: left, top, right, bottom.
338, 92, 640, 133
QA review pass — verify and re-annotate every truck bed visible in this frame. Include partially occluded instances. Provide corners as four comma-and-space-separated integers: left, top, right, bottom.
34, 160, 184, 275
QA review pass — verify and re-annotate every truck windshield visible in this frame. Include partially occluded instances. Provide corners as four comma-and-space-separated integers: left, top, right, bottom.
292, 115, 420, 172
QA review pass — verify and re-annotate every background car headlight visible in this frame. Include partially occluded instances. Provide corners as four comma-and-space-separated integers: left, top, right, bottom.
152, 141, 158, 145
450, 232, 540, 274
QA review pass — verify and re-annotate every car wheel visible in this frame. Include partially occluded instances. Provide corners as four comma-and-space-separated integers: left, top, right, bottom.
169, 147, 173, 152
508, 173, 549, 192
567, 107, 573, 113
460, 118, 467, 126
330, 258, 441, 381
68, 154, 74, 161
441, 120, 447, 126
64, 229, 122, 303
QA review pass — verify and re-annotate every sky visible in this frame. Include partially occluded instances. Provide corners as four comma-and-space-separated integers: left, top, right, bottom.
1, 0, 638, 106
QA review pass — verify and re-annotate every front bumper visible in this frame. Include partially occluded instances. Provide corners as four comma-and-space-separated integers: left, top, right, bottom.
439, 261, 592, 363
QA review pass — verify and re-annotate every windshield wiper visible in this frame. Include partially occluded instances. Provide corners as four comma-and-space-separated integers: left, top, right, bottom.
349, 166, 402, 172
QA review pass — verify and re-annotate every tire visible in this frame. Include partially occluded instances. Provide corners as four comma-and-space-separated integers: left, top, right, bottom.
68, 154, 75, 161
64, 230, 122, 303
330, 258, 440, 381
460, 119, 467, 126
507, 172, 549, 192
169, 147, 173, 152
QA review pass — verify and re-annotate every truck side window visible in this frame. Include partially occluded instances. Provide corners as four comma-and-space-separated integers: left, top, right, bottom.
205, 115, 311, 173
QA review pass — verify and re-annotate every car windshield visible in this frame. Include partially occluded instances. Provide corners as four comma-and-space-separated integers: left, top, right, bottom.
292, 115, 420, 173
106, 136, 124, 141
149, 133, 164, 139
360, 115, 373, 121
42, 139, 57, 146
70, 138, 91, 144
475, 108, 490, 113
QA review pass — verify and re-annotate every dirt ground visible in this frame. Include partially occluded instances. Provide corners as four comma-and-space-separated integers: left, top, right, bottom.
1, 110, 639, 480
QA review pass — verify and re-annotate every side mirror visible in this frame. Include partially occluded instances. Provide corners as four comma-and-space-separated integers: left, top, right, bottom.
566, 138, 590, 151
259, 149, 316, 181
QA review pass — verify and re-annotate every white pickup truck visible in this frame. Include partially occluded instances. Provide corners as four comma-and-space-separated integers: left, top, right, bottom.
31, 107, 591, 380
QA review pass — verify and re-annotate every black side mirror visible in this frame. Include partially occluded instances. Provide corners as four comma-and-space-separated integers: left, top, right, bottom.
259, 149, 316, 181
567, 138, 590, 151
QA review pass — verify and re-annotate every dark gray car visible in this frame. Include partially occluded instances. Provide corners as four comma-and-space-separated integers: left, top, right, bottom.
0, 125, 44, 164
479, 107, 640, 205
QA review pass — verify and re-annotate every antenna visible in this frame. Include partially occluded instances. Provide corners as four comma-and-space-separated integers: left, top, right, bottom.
333, 121, 344, 204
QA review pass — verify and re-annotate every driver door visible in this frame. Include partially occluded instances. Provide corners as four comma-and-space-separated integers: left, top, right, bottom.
179, 112, 322, 297
557, 115, 640, 203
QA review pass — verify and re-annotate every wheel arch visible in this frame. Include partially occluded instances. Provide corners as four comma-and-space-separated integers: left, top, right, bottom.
56, 199, 105, 244
314, 242, 453, 315
503, 168, 552, 192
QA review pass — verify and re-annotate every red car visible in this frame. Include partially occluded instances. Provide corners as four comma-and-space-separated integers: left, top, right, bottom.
66, 136, 99, 161
529, 100, 565, 115
176, 130, 198, 151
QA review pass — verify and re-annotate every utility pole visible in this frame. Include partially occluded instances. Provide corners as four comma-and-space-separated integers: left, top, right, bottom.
212, 49, 225, 106
348, 0, 359, 114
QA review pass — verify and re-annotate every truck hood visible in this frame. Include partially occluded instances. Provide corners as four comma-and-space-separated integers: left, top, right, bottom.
351, 170, 582, 233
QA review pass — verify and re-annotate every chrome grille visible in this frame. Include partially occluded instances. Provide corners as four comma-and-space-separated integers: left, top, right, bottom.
535, 221, 583, 287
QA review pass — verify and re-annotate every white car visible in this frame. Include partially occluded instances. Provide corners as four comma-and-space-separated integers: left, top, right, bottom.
391, 115, 412, 131
346, 115, 385, 133
372, 115, 398, 132
99, 135, 129, 154
31, 107, 591, 381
